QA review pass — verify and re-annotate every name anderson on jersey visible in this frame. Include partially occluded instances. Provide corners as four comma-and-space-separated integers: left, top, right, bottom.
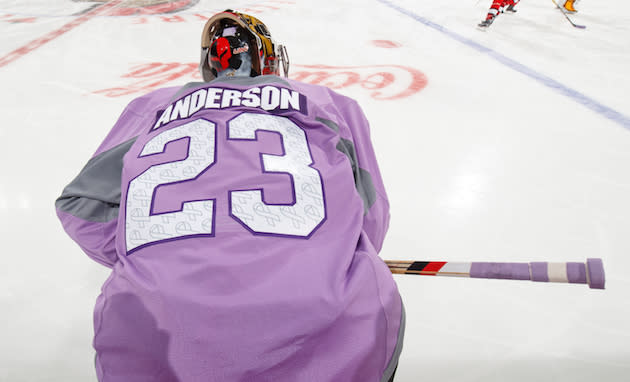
153, 85, 306, 130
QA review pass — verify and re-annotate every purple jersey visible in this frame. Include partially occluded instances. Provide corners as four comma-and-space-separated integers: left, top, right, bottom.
56, 76, 403, 382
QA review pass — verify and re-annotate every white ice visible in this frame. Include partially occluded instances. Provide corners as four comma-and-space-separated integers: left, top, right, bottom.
0, 1, 629, 381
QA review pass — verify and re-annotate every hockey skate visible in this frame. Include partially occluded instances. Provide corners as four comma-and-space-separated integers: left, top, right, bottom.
477, 15, 494, 30
505, 4, 517, 13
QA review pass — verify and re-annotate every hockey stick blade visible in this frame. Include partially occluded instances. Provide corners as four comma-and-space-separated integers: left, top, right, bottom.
386, 258, 605, 289
551, 0, 586, 29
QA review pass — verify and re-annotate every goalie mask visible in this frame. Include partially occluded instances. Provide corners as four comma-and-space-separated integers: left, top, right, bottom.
200, 9, 289, 81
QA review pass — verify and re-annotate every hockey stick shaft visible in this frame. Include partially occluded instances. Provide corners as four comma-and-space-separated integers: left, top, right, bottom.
551, 0, 586, 29
386, 258, 605, 289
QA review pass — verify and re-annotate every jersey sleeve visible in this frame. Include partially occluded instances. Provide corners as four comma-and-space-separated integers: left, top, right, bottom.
55, 90, 171, 267
333, 94, 391, 253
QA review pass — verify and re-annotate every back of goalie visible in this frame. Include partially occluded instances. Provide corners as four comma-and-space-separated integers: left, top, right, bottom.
55, 9, 404, 382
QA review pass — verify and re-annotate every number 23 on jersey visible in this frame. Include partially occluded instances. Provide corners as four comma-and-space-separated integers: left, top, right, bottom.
125, 112, 326, 254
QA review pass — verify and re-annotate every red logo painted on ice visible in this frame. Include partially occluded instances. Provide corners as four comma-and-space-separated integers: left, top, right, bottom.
93, 62, 428, 101
291, 64, 427, 100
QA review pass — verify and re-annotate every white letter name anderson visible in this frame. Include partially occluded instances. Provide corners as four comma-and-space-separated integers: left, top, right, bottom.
153, 86, 303, 130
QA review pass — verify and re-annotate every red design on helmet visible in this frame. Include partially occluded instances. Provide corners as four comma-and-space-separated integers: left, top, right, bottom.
211, 37, 232, 70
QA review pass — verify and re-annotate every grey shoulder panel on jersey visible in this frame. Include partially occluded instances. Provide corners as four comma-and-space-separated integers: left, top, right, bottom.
380, 301, 406, 382
315, 117, 376, 213
171, 81, 207, 101
317, 117, 377, 213
336, 137, 377, 213
316, 117, 340, 133
56, 138, 137, 222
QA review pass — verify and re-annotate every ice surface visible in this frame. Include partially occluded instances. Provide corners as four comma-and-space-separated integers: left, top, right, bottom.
1, 1, 628, 381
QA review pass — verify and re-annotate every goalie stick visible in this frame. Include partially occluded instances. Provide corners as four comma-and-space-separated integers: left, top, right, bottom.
386, 258, 605, 289
551, 0, 586, 29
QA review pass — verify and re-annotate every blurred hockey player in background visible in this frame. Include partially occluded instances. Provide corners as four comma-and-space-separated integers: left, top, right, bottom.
478, 0, 521, 29
56, 8, 404, 382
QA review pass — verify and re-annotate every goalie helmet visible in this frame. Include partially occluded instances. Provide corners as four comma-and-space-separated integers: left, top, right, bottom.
200, 9, 289, 81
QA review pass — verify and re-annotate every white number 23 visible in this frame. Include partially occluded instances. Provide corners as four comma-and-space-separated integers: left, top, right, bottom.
125, 113, 326, 254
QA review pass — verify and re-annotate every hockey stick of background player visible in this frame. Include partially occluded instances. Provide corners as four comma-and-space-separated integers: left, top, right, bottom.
551, 0, 586, 29
386, 258, 605, 289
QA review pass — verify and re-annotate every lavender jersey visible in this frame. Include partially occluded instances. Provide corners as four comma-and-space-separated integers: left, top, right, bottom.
56, 75, 404, 382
